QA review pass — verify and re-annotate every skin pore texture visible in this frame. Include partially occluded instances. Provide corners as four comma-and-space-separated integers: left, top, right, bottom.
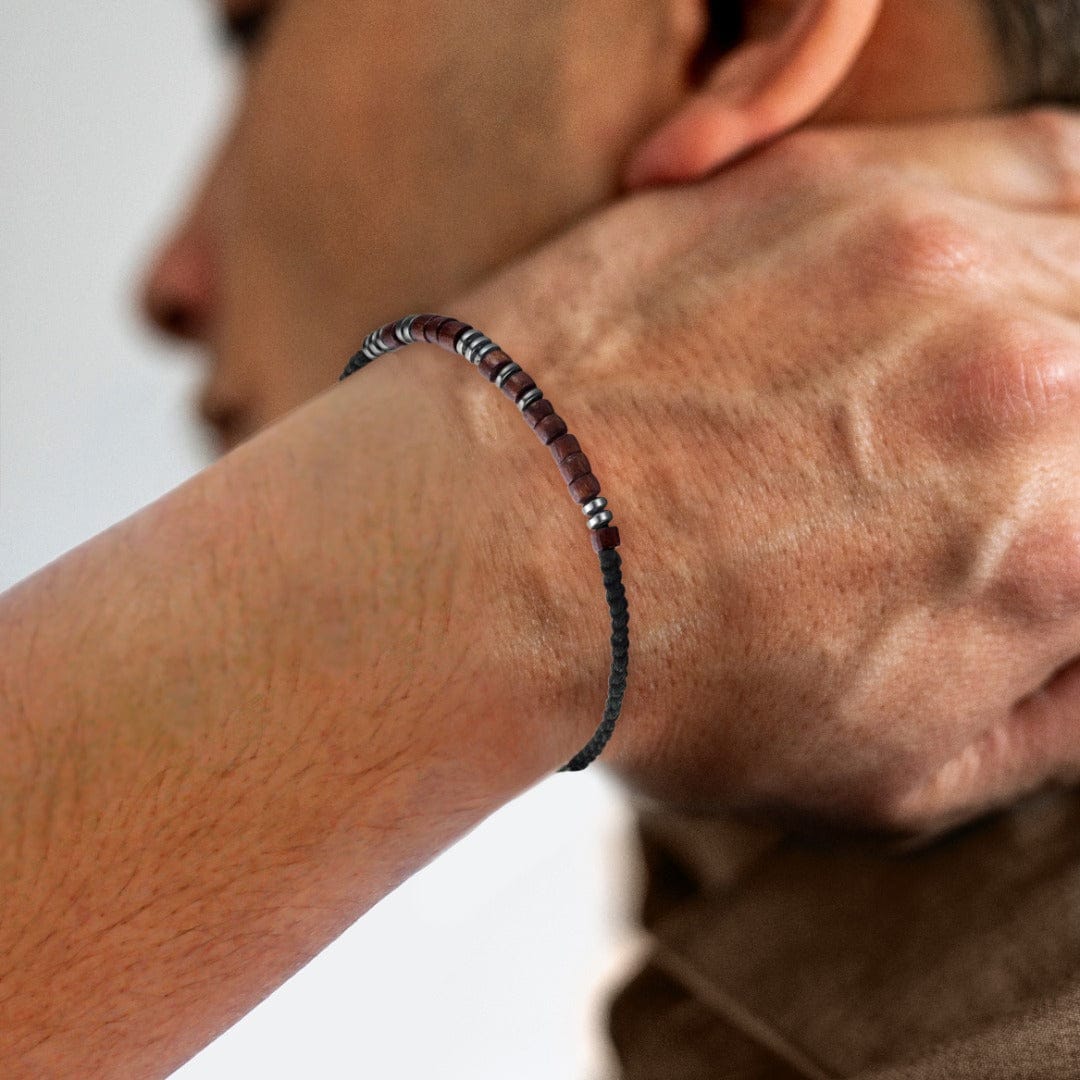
5, 0, 1080, 1074
141, 0, 1007, 454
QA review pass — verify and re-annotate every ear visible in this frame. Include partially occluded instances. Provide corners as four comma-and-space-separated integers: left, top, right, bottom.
622, 0, 884, 189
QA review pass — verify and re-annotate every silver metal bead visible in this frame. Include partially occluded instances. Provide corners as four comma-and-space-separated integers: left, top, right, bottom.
517, 387, 543, 411
456, 329, 486, 359
494, 361, 521, 388
395, 315, 418, 344
581, 497, 607, 517
470, 341, 498, 366
466, 336, 493, 364
453, 329, 474, 354
587, 509, 614, 530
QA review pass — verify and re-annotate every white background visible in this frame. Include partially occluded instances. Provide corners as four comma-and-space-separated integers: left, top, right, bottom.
0, 4, 644, 1075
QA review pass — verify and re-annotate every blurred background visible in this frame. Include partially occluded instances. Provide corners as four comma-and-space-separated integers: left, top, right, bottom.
0, 3, 642, 1076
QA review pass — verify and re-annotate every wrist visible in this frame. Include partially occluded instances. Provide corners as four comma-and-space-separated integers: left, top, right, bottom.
435, 342, 611, 783
441, 331, 638, 780
307, 335, 608, 791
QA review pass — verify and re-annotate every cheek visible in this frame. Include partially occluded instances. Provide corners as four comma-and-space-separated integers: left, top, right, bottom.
815, 2, 1009, 122
208, 0, 644, 426
229, 6, 462, 306
210, 16, 443, 405
225, 2, 596, 337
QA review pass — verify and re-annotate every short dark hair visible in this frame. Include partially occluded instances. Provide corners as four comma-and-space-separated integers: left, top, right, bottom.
702, 2, 1080, 106
984, 0, 1080, 104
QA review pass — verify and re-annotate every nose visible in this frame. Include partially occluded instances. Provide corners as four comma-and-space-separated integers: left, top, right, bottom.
138, 221, 214, 345
137, 184, 216, 346
135, 138, 254, 454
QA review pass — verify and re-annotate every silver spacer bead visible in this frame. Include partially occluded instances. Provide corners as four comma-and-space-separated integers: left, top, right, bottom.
587, 509, 614, 530
494, 361, 521, 388
468, 337, 493, 364
456, 328, 484, 358
470, 340, 499, 366
395, 315, 419, 344
581, 497, 607, 517
517, 387, 543, 411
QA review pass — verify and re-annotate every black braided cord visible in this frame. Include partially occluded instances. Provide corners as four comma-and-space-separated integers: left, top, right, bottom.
559, 547, 629, 771
338, 315, 629, 773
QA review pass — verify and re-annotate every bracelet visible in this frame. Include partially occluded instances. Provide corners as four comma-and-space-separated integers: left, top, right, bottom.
339, 314, 629, 772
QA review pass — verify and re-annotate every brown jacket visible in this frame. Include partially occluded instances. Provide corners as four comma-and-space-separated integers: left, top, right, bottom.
605, 785, 1080, 1078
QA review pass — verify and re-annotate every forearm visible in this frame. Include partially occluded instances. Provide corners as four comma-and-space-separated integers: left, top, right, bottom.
0, 348, 590, 1075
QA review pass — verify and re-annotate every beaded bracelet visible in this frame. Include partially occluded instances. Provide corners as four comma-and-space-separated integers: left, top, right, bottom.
339, 314, 629, 772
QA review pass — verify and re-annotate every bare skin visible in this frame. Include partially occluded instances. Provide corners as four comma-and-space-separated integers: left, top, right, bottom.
0, 350, 565, 1075
447, 114, 1080, 838
4, 110, 1080, 1075
143, 0, 1005, 452
2, 0, 1079, 1073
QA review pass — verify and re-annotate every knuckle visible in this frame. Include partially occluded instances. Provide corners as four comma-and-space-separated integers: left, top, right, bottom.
944, 314, 1080, 439
1017, 105, 1075, 149
1018, 106, 1080, 209
825, 723, 946, 835
990, 516, 1080, 625
758, 126, 860, 192
860, 194, 990, 292
868, 741, 988, 838
859, 763, 943, 836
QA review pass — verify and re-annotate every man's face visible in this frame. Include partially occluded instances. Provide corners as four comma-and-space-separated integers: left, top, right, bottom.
139, 0, 691, 453
139, 0, 1003, 455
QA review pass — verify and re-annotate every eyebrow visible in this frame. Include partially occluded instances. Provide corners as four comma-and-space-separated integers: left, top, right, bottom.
983, 0, 1080, 105
217, 9, 259, 49
212, 0, 274, 53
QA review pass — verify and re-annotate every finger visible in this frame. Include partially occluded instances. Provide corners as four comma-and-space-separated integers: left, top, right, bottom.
819, 107, 1080, 212
889, 474, 1080, 835
981, 512, 1080, 803
1005, 655, 1080, 791
974, 201, 1080, 322
892, 656, 1080, 838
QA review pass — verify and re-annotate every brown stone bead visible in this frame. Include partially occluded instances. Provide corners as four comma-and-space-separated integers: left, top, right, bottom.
548, 433, 581, 464
558, 450, 591, 484
377, 324, 399, 350
522, 398, 554, 429
534, 413, 568, 445
590, 525, 621, 552
500, 369, 536, 403
569, 472, 601, 503
436, 319, 468, 351
423, 317, 449, 344
409, 314, 435, 342
478, 348, 511, 381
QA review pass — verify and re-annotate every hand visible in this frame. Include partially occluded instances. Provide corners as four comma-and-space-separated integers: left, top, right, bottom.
442, 109, 1080, 843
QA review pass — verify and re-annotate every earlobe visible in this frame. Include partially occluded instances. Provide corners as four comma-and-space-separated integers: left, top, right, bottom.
622, 0, 883, 190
